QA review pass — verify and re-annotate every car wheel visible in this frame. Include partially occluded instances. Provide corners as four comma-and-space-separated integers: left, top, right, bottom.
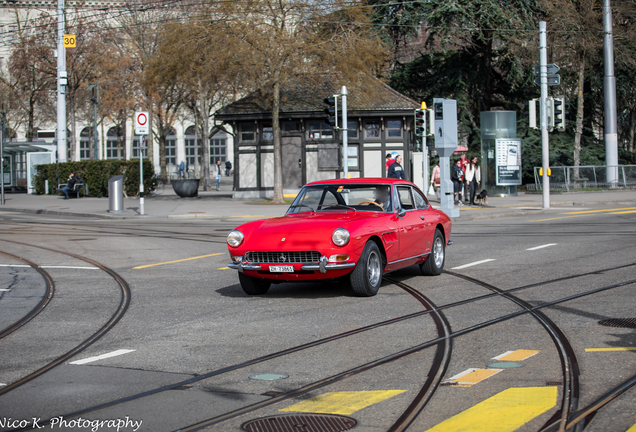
420, 228, 445, 276
238, 273, 271, 295
350, 241, 383, 297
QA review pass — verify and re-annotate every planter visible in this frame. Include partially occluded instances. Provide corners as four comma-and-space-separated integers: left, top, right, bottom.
171, 178, 200, 197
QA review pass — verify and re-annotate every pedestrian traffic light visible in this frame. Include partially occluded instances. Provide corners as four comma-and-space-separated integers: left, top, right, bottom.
324, 96, 338, 128
524, 99, 538, 130
553, 96, 567, 132
414, 106, 426, 137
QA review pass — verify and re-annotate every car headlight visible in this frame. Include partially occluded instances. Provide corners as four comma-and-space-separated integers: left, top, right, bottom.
332, 228, 350, 246
227, 230, 244, 247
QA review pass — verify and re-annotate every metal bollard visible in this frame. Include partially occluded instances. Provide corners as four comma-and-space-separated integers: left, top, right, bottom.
108, 175, 124, 213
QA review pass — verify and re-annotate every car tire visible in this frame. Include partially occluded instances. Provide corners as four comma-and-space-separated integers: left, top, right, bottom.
239, 273, 271, 295
420, 228, 445, 276
350, 241, 383, 297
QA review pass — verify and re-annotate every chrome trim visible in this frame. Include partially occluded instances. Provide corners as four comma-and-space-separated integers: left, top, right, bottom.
230, 259, 262, 273
387, 252, 430, 266
302, 262, 357, 271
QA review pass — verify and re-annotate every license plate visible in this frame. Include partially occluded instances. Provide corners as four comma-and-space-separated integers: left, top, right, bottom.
269, 265, 294, 273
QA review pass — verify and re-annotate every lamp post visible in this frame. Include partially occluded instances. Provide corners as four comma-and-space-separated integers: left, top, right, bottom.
88, 84, 99, 160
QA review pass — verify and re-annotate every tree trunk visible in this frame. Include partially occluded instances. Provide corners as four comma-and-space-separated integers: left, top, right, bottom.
573, 56, 585, 179
272, 76, 284, 203
200, 96, 211, 191
629, 110, 635, 153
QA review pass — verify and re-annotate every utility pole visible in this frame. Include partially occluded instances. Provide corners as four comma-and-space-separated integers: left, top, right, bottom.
603, 0, 618, 186
56, 0, 67, 162
341, 86, 348, 179
539, 22, 550, 209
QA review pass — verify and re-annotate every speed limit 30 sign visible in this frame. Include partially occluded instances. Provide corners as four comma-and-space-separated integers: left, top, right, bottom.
134, 111, 149, 135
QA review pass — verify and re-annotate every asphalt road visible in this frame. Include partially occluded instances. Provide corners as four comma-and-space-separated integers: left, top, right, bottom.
0, 205, 635, 432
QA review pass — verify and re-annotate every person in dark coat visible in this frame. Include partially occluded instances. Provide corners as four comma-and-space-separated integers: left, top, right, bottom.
61, 171, 77, 200
387, 155, 406, 179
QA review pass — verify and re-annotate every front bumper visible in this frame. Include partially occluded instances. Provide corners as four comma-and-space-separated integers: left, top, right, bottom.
228, 255, 356, 274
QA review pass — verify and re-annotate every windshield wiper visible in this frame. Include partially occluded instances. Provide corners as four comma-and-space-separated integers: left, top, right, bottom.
322, 204, 357, 212
289, 203, 316, 213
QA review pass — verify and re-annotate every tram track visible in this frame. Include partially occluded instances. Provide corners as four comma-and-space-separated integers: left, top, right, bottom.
4, 261, 634, 432
0, 240, 132, 397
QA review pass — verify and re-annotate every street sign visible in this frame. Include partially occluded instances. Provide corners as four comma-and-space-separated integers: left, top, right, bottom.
534, 64, 560, 75
63, 34, 76, 48
134, 111, 149, 135
534, 74, 561, 86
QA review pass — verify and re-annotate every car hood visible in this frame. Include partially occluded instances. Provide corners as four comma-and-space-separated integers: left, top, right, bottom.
243, 212, 386, 249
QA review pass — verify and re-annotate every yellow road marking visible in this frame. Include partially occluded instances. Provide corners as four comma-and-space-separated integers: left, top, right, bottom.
627, 421, 636, 432
444, 368, 502, 387
531, 215, 589, 222
280, 390, 406, 415
585, 347, 636, 352
493, 349, 540, 362
133, 253, 224, 269
217, 267, 229, 270
559, 207, 636, 215
608, 210, 636, 215
425, 387, 558, 432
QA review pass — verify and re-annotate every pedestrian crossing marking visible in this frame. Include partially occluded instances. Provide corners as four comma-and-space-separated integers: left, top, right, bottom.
443, 368, 503, 387
493, 350, 540, 362
425, 386, 558, 432
280, 390, 407, 415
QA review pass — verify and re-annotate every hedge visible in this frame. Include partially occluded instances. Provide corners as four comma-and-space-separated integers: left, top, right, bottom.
33, 159, 157, 198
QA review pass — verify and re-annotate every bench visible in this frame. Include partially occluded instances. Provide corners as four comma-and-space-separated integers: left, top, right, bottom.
57, 180, 86, 198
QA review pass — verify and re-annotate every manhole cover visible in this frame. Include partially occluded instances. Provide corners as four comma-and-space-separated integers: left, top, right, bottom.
598, 318, 636, 328
242, 414, 357, 432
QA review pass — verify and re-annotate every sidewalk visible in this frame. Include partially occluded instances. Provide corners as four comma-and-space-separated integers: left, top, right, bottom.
1, 177, 635, 222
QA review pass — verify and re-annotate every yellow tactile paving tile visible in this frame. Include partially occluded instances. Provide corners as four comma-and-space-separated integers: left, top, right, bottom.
444, 368, 503, 387
493, 349, 540, 362
425, 387, 558, 432
280, 390, 406, 415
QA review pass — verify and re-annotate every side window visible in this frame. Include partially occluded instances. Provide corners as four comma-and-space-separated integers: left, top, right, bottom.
397, 186, 414, 210
413, 187, 429, 209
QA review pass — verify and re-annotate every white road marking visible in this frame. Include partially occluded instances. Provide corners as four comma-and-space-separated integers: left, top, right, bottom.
526, 243, 557, 251
0, 264, 29, 267
69, 349, 135, 365
451, 259, 496, 270
0, 289, 10, 291
0, 264, 97, 269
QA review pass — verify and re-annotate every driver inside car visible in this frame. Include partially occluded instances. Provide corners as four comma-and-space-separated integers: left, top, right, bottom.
374, 186, 392, 211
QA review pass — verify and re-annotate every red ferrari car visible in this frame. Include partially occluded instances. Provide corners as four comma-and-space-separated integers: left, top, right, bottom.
227, 178, 452, 297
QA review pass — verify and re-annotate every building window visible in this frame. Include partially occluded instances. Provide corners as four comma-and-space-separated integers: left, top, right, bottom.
344, 144, 359, 169
347, 121, 358, 139
132, 136, 148, 158
283, 122, 300, 131
387, 120, 402, 138
262, 124, 273, 141
166, 128, 177, 165
79, 127, 94, 160
106, 127, 123, 160
184, 126, 201, 166
365, 121, 381, 138
210, 134, 226, 164
240, 123, 256, 142
307, 121, 334, 140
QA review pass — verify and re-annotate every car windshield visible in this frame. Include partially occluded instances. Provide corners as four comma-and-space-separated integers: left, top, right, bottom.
287, 184, 393, 214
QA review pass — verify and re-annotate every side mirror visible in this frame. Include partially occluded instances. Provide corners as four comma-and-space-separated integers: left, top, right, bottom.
397, 208, 407, 218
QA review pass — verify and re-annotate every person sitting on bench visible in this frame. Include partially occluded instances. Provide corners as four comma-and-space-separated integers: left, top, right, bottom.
62, 171, 78, 200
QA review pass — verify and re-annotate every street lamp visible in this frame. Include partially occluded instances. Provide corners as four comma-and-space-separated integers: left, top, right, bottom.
87, 83, 99, 160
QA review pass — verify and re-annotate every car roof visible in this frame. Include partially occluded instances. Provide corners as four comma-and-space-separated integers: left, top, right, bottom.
306, 177, 416, 187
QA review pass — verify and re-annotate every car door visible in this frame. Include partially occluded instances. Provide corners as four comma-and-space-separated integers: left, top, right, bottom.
396, 185, 429, 261
412, 187, 436, 254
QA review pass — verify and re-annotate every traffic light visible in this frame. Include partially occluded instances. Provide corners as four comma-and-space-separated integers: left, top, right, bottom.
414, 107, 426, 137
553, 96, 567, 132
324, 96, 338, 128
547, 97, 555, 130
524, 99, 538, 129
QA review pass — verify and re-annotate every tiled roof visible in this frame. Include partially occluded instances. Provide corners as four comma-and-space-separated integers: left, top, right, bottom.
217, 75, 419, 118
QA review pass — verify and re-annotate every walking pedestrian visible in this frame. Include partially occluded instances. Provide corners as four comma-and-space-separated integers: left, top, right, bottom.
451, 159, 464, 205
430, 160, 441, 201
388, 154, 406, 179
215, 160, 222, 190
465, 156, 481, 205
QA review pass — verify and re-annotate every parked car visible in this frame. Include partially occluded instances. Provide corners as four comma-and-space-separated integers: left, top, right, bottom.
227, 178, 452, 296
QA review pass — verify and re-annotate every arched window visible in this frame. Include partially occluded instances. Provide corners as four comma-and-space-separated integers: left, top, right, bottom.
184, 126, 201, 166
80, 127, 96, 160
165, 128, 177, 165
209, 131, 227, 164
106, 127, 124, 160
132, 134, 148, 158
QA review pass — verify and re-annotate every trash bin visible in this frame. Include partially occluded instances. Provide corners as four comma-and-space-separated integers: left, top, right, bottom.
108, 175, 123, 213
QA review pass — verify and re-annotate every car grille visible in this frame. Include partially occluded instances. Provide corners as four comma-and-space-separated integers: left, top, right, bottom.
245, 251, 321, 264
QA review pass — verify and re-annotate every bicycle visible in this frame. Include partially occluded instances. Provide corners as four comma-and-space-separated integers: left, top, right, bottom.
148, 175, 165, 196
